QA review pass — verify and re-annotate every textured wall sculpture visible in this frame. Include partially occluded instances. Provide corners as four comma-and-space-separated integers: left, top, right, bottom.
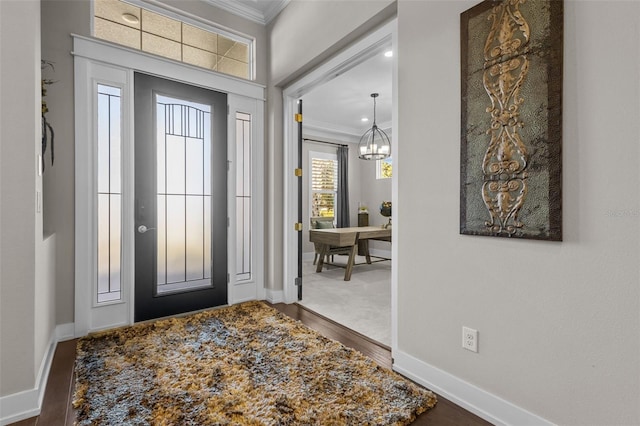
460, 0, 563, 240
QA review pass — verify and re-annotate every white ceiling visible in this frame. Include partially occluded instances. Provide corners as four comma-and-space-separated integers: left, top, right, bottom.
303, 48, 393, 142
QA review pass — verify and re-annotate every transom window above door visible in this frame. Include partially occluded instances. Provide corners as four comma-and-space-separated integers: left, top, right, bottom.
93, 0, 254, 80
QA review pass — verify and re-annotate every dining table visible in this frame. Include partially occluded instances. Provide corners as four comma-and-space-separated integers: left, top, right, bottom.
309, 225, 391, 281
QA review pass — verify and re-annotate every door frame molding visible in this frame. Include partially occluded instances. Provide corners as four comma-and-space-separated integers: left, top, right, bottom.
281, 19, 398, 346
73, 35, 265, 336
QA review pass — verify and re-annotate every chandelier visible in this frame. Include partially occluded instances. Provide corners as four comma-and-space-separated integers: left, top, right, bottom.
358, 93, 390, 160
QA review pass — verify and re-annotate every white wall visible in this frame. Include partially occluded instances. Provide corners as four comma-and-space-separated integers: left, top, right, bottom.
396, 1, 639, 424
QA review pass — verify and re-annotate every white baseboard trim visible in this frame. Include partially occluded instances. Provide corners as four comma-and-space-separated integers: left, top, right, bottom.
231, 281, 261, 305
0, 323, 75, 426
393, 350, 555, 426
265, 289, 284, 304
56, 322, 75, 341
0, 387, 40, 426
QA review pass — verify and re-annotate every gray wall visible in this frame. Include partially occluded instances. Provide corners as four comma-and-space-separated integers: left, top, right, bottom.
41, 0, 91, 326
40, 0, 267, 324
396, 1, 639, 424
358, 152, 391, 253
1, 0, 56, 399
269, 0, 639, 424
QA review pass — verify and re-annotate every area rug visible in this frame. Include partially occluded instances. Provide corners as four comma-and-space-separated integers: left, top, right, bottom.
73, 301, 436, 425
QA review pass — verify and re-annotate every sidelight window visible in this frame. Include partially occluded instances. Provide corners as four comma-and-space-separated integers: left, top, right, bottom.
97, 84, 123, 303
236, 112, 252, 282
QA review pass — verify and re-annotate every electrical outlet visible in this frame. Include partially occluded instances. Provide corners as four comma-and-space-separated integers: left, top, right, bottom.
462, 326, 478, 353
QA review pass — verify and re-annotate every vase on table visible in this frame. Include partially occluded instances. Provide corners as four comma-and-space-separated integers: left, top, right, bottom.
379, 201, 391, 229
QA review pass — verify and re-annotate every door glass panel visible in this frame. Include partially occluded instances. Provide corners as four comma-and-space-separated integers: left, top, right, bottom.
156, 95, 212, 294
186, 195, 205, 280
97, 84, 122, 303
185, 137, 204, 194
165, 135, 185, 194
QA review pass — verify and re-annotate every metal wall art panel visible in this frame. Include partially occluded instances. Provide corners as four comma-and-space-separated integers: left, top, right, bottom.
460, 0, 563, 240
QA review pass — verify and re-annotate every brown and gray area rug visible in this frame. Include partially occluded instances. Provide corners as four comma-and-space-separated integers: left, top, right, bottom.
74, 301, 436, 425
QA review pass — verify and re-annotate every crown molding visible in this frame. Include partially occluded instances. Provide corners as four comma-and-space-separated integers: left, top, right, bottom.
303, 118, 393, 144
261, 0, 290, 23
304, 118, 361, 141
303, 128, 359, 145
202, 0, 290, 25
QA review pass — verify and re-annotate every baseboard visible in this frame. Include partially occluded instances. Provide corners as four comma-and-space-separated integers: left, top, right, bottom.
56, 322, 75, 341
393, 350, 555, 426
0, 387, 40, 426
303, 252, 315, 262
0, 323, 75, 425
265, 289, 284, 304
231, 281, 261, 305
0, 334, 55, 425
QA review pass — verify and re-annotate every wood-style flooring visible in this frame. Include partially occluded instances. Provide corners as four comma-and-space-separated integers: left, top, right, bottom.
11, 303, 491, 426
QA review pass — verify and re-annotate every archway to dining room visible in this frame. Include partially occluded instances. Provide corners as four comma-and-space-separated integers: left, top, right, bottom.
282, 19, 397, 349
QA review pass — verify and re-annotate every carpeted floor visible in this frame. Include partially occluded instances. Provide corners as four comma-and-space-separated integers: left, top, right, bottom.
300, 256, 391, 346
73, 301, 436, 425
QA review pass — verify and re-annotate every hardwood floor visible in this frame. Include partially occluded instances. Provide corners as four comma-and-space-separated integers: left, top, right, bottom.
12, 303, 491, 426
270, 303, 491, 426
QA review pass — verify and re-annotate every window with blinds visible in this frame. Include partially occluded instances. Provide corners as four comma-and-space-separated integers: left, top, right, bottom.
310, 155, 337, 218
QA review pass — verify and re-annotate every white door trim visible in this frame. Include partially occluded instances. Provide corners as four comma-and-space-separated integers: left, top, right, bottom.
74, 59, 133, 336
281, 19, 398, 349
72, 35, 265, 101
73, 36, 265, 336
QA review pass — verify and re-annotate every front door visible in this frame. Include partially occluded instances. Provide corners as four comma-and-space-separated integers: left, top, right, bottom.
134, 73, 227, 322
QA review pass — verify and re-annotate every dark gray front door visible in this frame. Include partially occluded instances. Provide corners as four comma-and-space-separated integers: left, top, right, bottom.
134, 73, 227, 322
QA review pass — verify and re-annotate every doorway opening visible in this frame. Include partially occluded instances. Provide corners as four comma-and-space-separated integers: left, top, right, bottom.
282, 20, 397, 348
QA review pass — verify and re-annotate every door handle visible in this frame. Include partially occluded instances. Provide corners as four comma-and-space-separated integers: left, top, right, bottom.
137, 225, 156, 234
